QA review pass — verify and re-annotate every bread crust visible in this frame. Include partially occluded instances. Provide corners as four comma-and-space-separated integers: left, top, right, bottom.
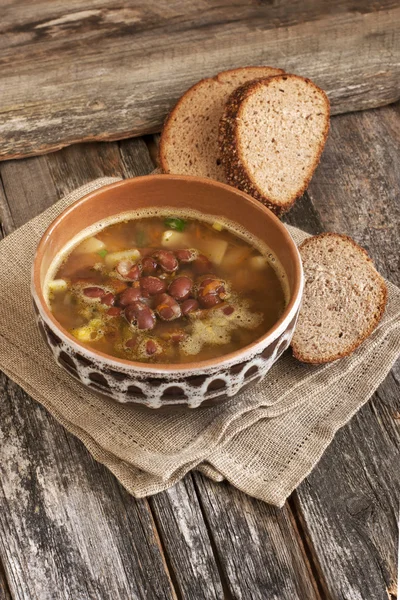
159, 66, 284, 173
218, 74, 330, 217
291, 233, 388, 364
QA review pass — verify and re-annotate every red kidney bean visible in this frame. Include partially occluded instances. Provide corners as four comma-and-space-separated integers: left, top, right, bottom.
198, 278, 226, 296
181, 298, 199, 315
197, 278, 227, 308
223, 305, 235, 316
107, 306, 122, 317
155, 293, 182, 321
141, 256, 158, 275
168, 276, 193, 301
119, 287, 142, 306
126, 263, 142, 280
101, 292, 115, 306
125, 302, 156, 330
83, 286, 106, 298
145, 340, 158, 356
193, 254, 212, 274
153, 250, 178, 273
175, 248, 198, 263
140, 276, 167, 296
199, 293, 222, 308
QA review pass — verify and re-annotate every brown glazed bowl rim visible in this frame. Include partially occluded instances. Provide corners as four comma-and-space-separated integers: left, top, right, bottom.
32, 175, 303, 374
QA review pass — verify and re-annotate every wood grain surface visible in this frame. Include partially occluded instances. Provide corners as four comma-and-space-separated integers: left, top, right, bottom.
0, 563, 11, 600
1, 0, 400, 160
192, 474, 320, 600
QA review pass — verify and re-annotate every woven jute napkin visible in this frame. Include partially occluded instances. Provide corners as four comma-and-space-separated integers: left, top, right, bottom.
1, 177, 399, 507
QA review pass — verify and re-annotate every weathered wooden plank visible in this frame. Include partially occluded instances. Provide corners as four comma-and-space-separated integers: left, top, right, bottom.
1, 104, 398, 600
118, 138, 156, 178
149, 478, 225, 600
192, 474, 321, 600
0, 563, 11, 600
45, 141, 124, 198
1, 0, 400, 160
290, 102, 400, 600
0, 155, 58, 228
0, 373, 177, 600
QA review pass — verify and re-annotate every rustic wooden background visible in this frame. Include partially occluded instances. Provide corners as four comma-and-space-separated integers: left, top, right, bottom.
0, 101, 398, 599
1, 0, 400, 160
0, 0, 399, 597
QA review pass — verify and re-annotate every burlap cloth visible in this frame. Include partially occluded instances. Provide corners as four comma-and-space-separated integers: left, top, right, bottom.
1, 177, 399, 507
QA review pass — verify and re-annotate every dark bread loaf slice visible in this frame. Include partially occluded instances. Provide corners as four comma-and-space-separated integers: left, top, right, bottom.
219, 74, 330, 216
159, 66, 284, 181
291, 233, 387, 364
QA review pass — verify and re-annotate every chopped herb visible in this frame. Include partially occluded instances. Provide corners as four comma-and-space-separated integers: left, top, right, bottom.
97, 249, 108, 258
164, 217, 186, 232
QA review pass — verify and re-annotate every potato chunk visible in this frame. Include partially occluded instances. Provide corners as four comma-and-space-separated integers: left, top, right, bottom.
105, 249, 141, 269
162, 230, 189, 249
48, 279, 68, 293
74, 237, 106, 255
201, 239, 228, 265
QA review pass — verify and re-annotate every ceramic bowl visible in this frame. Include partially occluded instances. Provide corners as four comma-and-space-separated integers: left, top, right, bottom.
32, 175, 303, 409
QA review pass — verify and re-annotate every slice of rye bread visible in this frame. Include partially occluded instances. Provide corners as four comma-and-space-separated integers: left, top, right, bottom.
219, 74, 330, 216
159, 66, 284, 181
291, 233, 387, 364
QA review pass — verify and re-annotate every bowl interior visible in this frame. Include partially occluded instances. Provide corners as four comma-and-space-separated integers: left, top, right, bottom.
33, 175, 302, 369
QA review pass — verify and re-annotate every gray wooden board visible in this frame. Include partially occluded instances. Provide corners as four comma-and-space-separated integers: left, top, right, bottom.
0, 562, 11, 600
288, 102, 400, 600
0, 138, 318, 598
0, 374, 177, 600
1, 0, 400, 160
192, 474, 320, 600
148, 478, 225, 600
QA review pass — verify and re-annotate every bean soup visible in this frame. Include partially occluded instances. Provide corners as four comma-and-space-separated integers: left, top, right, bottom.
46, 209, 287, 364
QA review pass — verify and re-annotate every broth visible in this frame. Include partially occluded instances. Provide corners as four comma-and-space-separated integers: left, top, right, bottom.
46, 211, 287, 364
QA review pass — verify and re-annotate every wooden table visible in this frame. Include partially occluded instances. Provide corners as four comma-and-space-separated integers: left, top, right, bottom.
0, 102, 398, 599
